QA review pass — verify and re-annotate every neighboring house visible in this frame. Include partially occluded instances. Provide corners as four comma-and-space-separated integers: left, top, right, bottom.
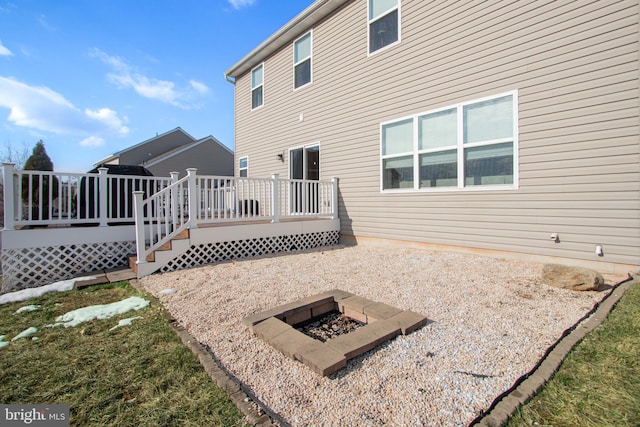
224, 0, 640, 273
96, 127, 233, 177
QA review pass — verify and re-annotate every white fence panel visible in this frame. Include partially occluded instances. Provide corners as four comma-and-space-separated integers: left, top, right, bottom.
2, 164, 172, 228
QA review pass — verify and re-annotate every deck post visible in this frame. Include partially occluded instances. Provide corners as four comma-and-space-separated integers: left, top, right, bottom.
271, 174, 280, 223
98, 167, 109, 227
133, 191, 146, 267
331, 177, 339, 220
2, 163, 16, 230
170, 171, 179, 229
186, 168, 198, 229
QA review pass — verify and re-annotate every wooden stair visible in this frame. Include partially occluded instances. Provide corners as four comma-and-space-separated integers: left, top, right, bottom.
128, 228, 190, 276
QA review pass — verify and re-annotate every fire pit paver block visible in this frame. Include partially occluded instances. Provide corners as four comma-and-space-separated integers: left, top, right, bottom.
269, 326, 320, 359
339, 295, 376, 314
252, 316, 292, 341
387, 310, 430, 335
311, 301, 337, 317
342, 306, 369, 323
319, 289, 354, 302
242, 308, 286, 328
326, 320, 401, 359
284, 308, 313, 326
279, 295, 334, 319
364, 302, 403, 321
295, 344, 347, 376
366, 319, 404, 346
242, 294, 335, 327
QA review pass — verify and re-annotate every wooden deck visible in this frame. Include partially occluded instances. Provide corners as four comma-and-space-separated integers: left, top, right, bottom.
1, 166, 340, 291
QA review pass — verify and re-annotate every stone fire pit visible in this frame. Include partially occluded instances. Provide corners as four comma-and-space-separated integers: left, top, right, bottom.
242, 289, 428, 376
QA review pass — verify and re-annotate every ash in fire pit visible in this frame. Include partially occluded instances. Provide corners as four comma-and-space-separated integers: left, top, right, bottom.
296, 311, 365, 342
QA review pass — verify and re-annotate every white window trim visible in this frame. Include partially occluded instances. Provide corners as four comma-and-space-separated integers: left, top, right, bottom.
293, 30, 313, 91
238, 156, 248, 177
251, 63, 264, 111
380, 90, 519, 193
367, 0, 402, 57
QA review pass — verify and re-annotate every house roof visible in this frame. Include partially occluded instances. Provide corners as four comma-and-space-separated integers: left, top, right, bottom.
93, 127, 196, 166
224, 0, 352, 81
144, 135, 233, 168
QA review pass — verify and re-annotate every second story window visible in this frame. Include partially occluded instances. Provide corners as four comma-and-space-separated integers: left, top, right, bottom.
239, 156, 248, 177
294, 32, 312, 89
251, 64, 263, 109
369, 0, 400, 54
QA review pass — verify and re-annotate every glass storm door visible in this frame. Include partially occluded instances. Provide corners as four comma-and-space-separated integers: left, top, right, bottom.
290, 145, 320, 214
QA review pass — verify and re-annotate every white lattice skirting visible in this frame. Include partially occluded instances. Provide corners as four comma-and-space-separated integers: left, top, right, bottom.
1, 241, 135, 293
161, 230, 340, 273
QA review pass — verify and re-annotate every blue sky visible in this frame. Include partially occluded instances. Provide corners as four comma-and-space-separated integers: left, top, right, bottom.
0, 0, 309, 172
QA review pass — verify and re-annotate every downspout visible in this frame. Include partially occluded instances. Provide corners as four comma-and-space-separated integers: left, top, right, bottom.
225, 72, 237, 179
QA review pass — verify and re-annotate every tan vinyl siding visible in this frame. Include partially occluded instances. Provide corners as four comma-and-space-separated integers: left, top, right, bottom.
233, 0, 640, 270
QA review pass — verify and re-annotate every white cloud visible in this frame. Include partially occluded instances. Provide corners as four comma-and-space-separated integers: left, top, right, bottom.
90, 49, 127, 72
85, 107, 129, 135
0, 40, 12, 56
0, 4, 16, 14
91, 48, 208, 109
79, 136, 105, 148
190, 80, 209, 94
0, 76, 129, 142
38, 14, 55, 31
228, 0, 256, 9
109, 72, 179, 105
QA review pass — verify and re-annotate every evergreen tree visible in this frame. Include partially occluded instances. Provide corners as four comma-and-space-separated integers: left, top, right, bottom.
23, 140, 54, 171
21, 140, 58, 220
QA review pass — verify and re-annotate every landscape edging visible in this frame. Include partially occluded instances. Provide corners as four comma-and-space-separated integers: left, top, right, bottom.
129, 279, 275, 427
472, 273, 639, 427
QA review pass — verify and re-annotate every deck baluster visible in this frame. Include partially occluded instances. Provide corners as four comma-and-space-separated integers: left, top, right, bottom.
98, 167, 108, 227
272, 174, 280, 223
186, 168, 198, 229
170, 171, 179, 230
133, 190, 146, 268
2, 163, 16, 230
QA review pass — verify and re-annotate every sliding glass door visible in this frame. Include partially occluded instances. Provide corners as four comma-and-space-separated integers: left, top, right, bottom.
290, 144, 319, 214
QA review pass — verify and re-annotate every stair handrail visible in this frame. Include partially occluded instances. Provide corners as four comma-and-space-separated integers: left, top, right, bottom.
133, 170, 192, 267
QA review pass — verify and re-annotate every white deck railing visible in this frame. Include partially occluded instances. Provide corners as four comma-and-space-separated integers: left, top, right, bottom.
130, 170, 337, 266
133, 171, 191, 262
1, 163, 172, 229
278, 177, 336, 219
195, 174, 275, 223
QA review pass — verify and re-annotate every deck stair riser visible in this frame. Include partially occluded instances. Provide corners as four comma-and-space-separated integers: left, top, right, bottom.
129, 229, 191, 275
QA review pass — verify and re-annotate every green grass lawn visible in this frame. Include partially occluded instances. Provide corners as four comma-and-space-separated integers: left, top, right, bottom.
0, 282, 246, 427
508, 282, 640, 427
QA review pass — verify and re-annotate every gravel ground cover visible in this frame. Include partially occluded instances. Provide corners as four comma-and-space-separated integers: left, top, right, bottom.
139, 245, 621, 426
